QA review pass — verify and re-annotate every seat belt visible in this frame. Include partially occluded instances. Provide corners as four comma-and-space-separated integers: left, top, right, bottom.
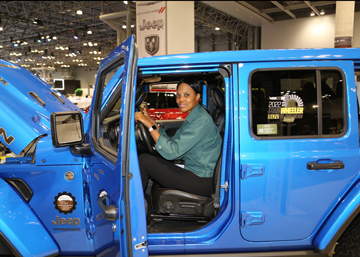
213, 151, 223, 212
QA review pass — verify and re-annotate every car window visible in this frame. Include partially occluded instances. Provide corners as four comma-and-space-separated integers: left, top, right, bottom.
147, 92, 178, 109
94, 61, 124, 157
251, 69, 344, 138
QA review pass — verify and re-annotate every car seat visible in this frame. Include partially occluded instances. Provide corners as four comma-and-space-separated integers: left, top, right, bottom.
210, 87, 226, 135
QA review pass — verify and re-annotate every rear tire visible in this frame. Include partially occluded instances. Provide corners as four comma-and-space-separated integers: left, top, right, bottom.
334, 214, 360, 257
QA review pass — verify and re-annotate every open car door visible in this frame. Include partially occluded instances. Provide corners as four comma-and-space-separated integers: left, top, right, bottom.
86, 35, 148, 256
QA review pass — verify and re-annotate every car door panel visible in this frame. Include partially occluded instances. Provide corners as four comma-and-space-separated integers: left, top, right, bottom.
239, 61, 360, 242
86, 35, 148, 256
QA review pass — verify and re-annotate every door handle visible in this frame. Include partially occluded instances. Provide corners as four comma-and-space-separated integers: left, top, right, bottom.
97, 195, 118, 221
307, 161, 344, 170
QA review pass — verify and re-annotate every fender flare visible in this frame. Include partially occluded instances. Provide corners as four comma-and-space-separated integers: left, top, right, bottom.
0, 178, 59, 257
313, 180, 360, 254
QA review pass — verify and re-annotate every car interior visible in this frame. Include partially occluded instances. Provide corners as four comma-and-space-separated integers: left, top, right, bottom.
134, 71, 226, 233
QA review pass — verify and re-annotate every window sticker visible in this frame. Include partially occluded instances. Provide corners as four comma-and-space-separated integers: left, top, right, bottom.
268, 93, 304, 123
257, 124, 277, 135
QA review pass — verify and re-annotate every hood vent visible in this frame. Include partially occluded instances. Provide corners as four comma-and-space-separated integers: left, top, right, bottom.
50, 91, 65, 104
28, 91, 46, 107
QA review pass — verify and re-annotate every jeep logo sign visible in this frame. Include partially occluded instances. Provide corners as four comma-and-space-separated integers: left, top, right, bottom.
136, 1, 166, 58
139, 19, 164, 31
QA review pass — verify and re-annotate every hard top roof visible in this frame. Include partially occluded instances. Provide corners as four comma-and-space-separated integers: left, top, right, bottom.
138, 48, 360, 68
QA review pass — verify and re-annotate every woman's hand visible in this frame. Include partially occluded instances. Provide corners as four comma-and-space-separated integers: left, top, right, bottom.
135, 111, 151, 127
140, 103, 159, 129
135, 110, 160, 143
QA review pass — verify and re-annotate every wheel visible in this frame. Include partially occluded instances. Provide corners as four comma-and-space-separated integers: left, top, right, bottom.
333, 214, 360, 257
136, 121, 156, 155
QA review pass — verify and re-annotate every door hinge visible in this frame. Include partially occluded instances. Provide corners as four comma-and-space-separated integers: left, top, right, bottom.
134, 241, 147, 250
241, 164, 265, 179
241, 212, 265, 227
221, 181, 229, 192
83, 165, 91, 184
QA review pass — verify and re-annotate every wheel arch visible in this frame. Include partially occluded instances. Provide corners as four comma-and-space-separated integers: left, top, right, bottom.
313, 180, 360, 254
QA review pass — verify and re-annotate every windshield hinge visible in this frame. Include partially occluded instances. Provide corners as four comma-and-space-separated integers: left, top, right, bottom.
221, 181, 229, 192
83, 162, 91, 184
134, 241, 147, 250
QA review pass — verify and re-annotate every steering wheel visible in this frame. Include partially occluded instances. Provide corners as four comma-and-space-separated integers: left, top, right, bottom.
136, 121, 156, 155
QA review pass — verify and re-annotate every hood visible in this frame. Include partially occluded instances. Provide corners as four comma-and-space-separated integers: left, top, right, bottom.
0, 60, 82, 155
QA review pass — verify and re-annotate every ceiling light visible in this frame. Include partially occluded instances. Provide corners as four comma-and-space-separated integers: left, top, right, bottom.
131, 25, 134, 28
215, 27, 220, 31
123, 1, 128, 4
52, 36, 57, 40
87, 30, 92, 34
74, 33, 79, 40
122, 25, 127, 29
88, 42, 93, 46
0, 27, 3, 31
83, 43, 88, 46
310, 11, 315, 16
76, 10, 83, 15
320, 9, 325, 15
94, 43, 98, 46
0, 46, 2, 48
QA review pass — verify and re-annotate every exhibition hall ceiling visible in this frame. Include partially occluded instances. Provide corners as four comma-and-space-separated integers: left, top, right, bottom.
0, 1, 357, 71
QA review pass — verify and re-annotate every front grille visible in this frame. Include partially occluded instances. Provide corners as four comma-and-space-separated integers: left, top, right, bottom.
4, 179, 33, 202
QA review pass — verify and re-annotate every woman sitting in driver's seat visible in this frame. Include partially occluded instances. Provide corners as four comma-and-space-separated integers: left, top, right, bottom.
135, 78, 222, 197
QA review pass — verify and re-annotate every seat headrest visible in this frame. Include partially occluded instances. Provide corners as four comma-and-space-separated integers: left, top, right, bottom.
210, 87, 225, 110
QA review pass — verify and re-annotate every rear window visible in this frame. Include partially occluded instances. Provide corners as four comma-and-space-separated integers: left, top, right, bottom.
147, 92, 178, 109
250, 69, 345, 138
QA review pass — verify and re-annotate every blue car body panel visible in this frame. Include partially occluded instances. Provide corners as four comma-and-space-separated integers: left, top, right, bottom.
0, 178, 59, 257
86, 35, 148, 257
0, 59, 81, 155
1, 39, 360, 256
239, 61, 359, 242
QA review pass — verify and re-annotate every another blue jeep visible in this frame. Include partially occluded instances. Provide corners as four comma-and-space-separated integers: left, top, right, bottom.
1, 35, 360, 257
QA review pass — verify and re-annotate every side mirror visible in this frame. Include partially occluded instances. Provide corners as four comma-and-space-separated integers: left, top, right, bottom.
50, 111, 84, 147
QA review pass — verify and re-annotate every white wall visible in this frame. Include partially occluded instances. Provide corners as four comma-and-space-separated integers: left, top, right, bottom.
262, 12, 360, 49
166, 1, 194, 54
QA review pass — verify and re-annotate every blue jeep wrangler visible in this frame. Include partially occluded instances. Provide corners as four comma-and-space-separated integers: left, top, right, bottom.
0, 35, 360, 257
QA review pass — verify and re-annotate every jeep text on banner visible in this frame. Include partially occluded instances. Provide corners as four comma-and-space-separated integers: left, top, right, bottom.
136, 1, 167, 58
